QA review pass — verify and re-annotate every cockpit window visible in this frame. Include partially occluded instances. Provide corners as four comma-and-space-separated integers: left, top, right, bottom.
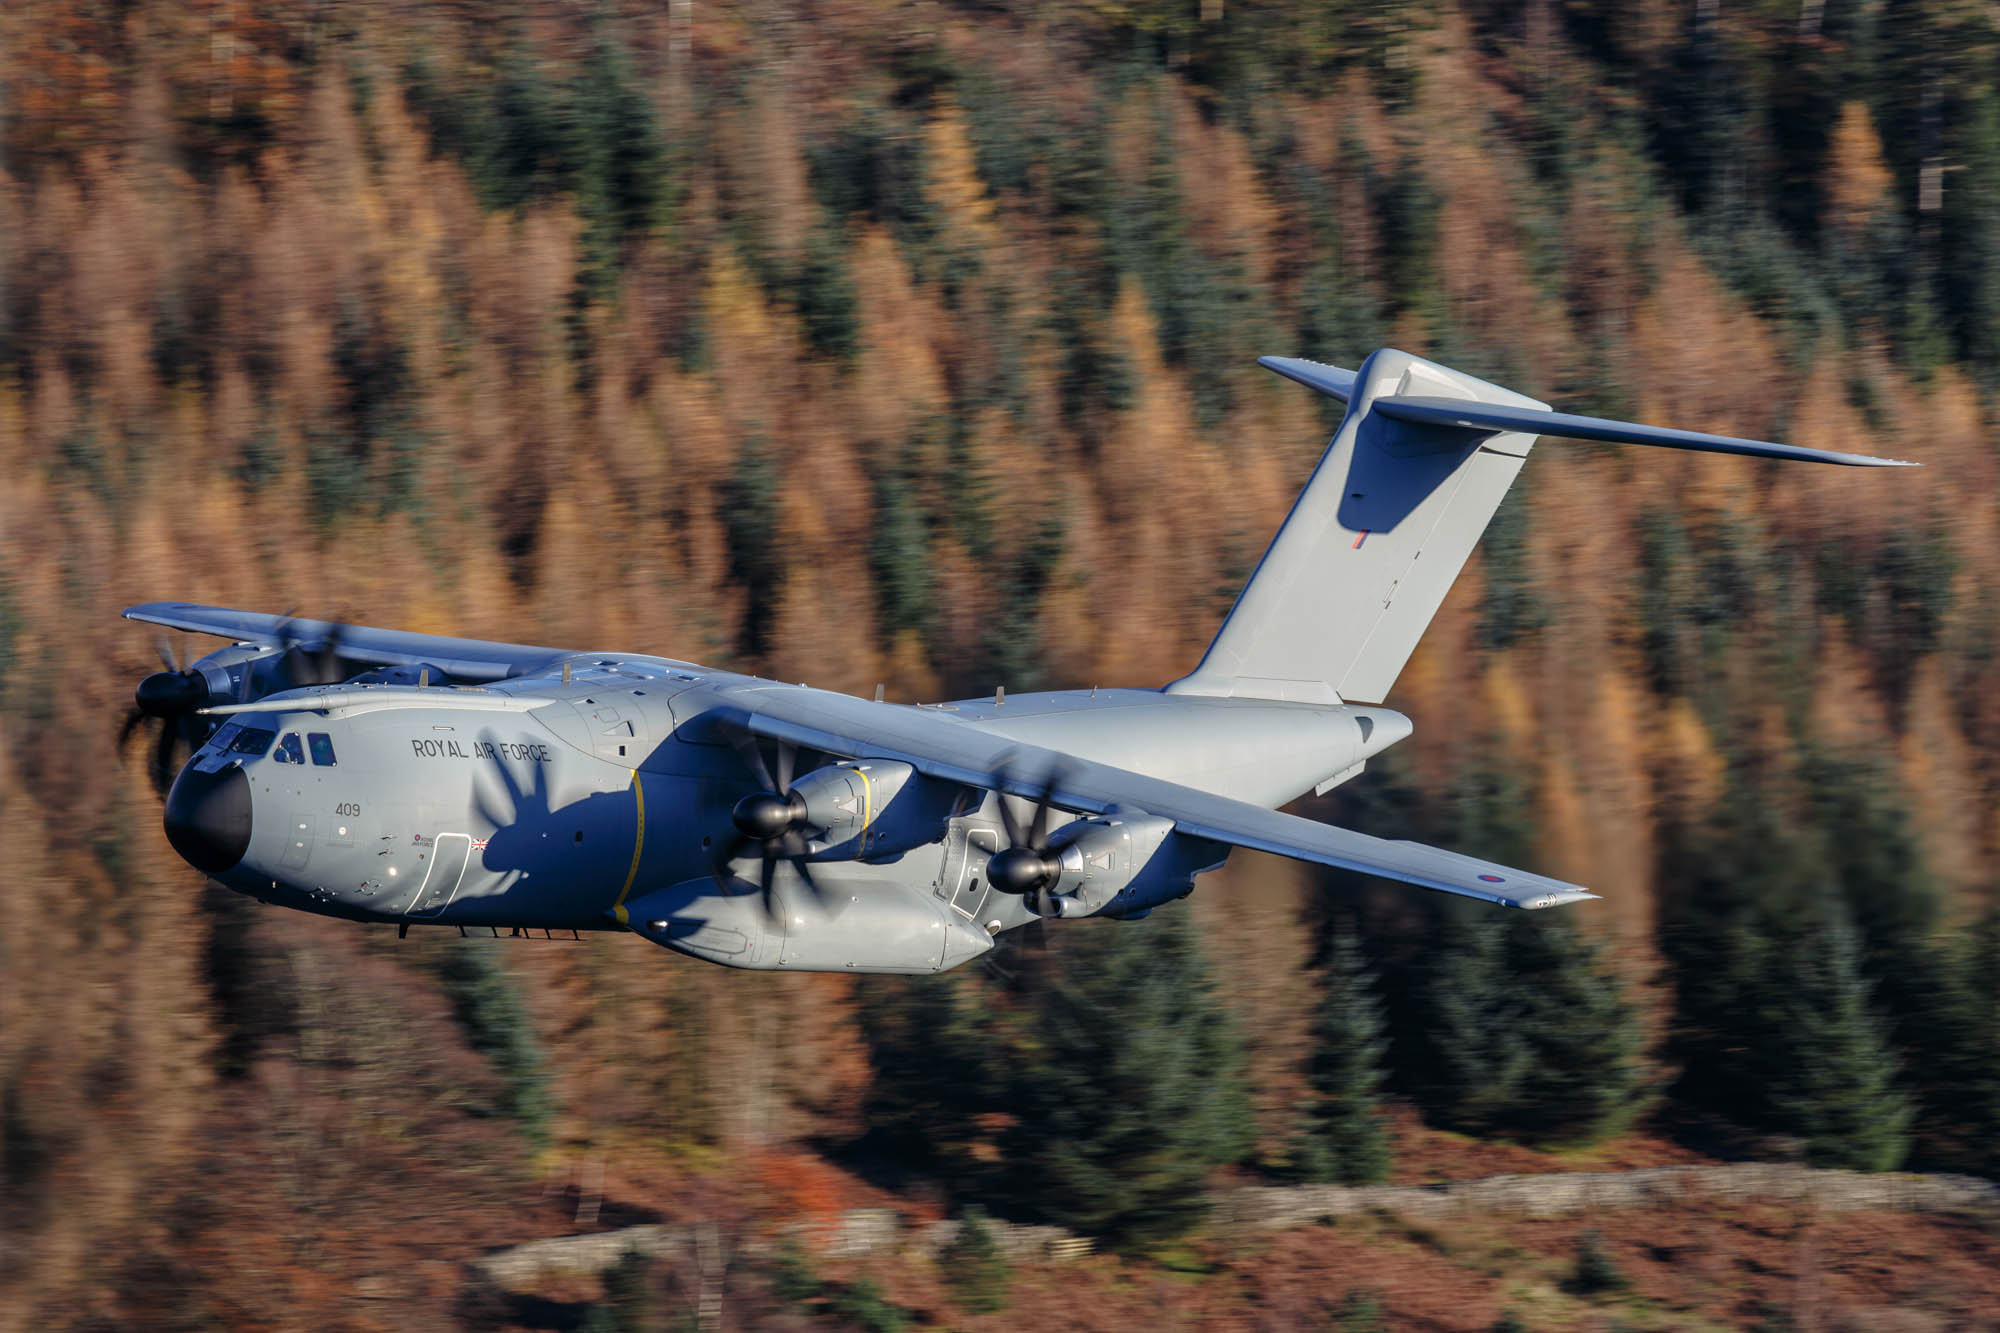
307, 732, 337, 767
274, 732, 305, 764
207, 722, 243, 753
229, 727, 277, 757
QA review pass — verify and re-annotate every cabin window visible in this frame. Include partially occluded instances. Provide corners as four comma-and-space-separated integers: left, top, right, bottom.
229, 727, 277, 757
308, 732, 337, 767
274, 732, 305, 764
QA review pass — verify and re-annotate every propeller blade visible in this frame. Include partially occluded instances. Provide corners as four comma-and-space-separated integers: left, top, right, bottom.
312, 622, 344, 685
118, 707, 148, 751
774, 738, 796, 796
149, 718, 179, 798
1026, 767, 1064, 848
759, 850, 781, 924
708, 837, 743, 898
993, 756, 1028, 848
153, 632, 179, 674
726, 729, 776, 794
785, 851, 823, 904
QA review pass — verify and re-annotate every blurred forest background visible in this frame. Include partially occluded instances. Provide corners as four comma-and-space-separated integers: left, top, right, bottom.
5, 0, 2000, 1328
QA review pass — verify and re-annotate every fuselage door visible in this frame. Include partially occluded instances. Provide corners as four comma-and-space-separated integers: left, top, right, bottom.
954, 828, 997, 919
933, 820, 997, 919
406, 832, 474, 917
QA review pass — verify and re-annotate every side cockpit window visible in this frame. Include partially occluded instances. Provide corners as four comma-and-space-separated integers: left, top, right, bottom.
207, 722, 243, 753
229, 727, 277, 758
307, 732, 337, 767
274, 732, 305, 764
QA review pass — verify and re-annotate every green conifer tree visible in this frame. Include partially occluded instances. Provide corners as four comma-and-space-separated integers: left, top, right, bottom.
1800, 751, 1944, 1051
856, 970, 993, 1188
437, 941, 553, 1143
1657, 765, 1829, 1125
1403, 903, 1529, 1136
1765, 908, 1912, 1171
1298, 930, 1393, 1184
1394, 749, 1643, 1143
1925, 903, 2000, 1175
1505, 914, 1647, 1144
939, 1206, 1010, 1314
998, 903, 1254, 1247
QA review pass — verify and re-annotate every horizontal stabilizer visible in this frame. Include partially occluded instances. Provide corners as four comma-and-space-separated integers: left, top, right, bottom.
1258, 355, 1357, 403
1373, 396, 1916, 467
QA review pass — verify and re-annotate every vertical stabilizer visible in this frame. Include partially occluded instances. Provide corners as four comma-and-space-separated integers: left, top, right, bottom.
1168, 349, 1545, 705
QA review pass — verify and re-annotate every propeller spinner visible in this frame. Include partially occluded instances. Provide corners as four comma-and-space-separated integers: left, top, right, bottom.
711, 729, 826, 922
986, 758, 1076, 905
118, 635, 214, 798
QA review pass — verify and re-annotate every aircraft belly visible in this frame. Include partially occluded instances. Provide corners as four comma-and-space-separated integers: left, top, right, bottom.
620, 860, 992, 974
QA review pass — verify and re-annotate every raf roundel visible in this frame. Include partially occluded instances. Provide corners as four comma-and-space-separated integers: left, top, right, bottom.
1478, 874, 1506, 883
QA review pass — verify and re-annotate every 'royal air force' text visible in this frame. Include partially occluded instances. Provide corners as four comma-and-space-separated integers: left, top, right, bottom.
410, 738, 552, 762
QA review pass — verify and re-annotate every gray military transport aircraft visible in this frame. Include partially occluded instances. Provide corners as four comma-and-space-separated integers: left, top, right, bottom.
122, 349, 1910, 974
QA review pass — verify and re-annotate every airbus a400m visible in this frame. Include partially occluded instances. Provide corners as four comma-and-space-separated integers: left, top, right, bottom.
123, 349, 1909, 974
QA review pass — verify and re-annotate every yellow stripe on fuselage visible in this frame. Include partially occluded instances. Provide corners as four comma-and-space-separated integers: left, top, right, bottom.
611, 770, 644, 925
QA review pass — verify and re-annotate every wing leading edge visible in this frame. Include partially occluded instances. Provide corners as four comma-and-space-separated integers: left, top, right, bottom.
122, 602, 569, 682
726, 685, 1595, 910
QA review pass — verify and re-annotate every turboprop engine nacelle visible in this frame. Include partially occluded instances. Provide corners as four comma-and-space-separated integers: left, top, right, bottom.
786, 760, 960, 861
1036, 812, 1206, 920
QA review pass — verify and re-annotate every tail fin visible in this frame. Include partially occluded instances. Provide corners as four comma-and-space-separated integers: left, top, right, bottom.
1169, 348, 1913, 706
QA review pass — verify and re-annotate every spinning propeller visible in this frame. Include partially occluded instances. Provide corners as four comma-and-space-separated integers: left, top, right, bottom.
121, 617, 352, 799
270, 614, 350, 690
119, 634, 214, 798
986, 757, 1076, 902
711, 730, 825, 922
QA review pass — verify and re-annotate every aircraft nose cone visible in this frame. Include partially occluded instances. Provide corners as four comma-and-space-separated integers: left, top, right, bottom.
163, 763, 252, 874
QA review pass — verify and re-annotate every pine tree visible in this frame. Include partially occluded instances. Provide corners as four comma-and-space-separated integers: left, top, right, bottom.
1389, 749, 1642, 1143
939, 1206, 1010, 1314
1800, 752, 1948, 1061
1298, 930, 1392, 1185
1505, 914, 1646, 1145
1401, 902, 1529, 1136
1657, 766, 1830, 1126
1765, 908, 1912, 1172
719, 437, 784, 660
997, 904, 1254, 1247
585, 1248, 658, 1333
1925, 904, 2000, 1175
856, 970, 994, 1189
437, 941, 553, 1143
1394, 754, 1530, 1135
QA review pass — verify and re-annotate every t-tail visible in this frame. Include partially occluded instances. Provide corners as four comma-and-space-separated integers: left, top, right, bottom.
1169, 348, 1914, 706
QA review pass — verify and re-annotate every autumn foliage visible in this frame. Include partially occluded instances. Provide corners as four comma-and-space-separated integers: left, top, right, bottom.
3, 0, 2000, 1327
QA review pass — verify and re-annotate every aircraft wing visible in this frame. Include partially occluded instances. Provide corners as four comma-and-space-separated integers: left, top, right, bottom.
727, 686, 1595, 910
122, 602, 569, 683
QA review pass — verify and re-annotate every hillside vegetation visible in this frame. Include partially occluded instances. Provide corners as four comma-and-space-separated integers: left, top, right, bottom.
3, 1, 1999, 1327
